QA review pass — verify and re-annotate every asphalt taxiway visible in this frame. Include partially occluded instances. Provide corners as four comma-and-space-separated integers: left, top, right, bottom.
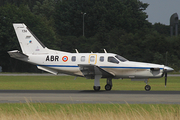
0, 90, 179, 104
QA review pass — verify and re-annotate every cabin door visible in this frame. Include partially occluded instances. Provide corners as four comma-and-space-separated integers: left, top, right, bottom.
88, 54, 97, 64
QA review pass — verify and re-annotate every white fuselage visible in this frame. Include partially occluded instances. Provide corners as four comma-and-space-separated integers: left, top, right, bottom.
25, 52, 164, 79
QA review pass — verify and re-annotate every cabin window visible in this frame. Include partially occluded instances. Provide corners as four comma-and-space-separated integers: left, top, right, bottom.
108, 57, 119, 64
100, 56, 104, 62
90, 56, 95, 62
81, 56, 85, 62
71, 56, 76, 62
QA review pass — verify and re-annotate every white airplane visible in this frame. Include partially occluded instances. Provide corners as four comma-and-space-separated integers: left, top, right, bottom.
8, 23, 174, 91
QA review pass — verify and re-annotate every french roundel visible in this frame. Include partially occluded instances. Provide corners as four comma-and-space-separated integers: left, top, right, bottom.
62, 56, 68, 62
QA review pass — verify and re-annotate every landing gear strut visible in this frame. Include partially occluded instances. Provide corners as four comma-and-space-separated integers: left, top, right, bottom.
93, 75, 102, 91
144, 79, 151, 91
105, 78, 112, 91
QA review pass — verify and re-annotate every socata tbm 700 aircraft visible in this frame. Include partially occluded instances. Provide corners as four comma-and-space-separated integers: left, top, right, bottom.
8, 23, 174, 91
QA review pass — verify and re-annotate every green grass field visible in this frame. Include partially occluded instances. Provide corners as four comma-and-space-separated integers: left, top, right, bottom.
0, 76, 179, 90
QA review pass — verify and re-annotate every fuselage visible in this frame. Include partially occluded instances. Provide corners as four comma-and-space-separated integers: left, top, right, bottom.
25, 52, 164, 79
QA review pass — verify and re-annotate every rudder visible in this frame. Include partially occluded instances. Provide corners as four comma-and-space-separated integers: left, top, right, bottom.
13, 23, 48, 54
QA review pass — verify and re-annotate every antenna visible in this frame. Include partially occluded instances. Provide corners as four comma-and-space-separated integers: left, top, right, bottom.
104, 49, 107, 53
75, 49, 79, 53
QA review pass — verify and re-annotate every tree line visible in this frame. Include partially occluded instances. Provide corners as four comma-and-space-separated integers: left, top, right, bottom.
0, 0, 180, 72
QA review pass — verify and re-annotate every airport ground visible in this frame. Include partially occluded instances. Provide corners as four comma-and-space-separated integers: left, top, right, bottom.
0, 73, 179, 104
0, 73, 179, 119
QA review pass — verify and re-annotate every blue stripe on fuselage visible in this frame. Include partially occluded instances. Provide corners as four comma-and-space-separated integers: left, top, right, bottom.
100, 66, 163, 69
37, 65, 78, 67
37, 65, 163, 70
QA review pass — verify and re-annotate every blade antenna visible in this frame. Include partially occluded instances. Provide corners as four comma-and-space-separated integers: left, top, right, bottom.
75, 49, 79, 53
104, 49, 107, 53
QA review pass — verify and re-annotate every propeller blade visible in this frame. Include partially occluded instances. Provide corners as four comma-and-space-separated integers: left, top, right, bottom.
165, 72, 167, 87
164, 66, 173, 87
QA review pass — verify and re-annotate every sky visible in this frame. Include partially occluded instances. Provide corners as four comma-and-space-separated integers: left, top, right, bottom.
140, 0, 180, 25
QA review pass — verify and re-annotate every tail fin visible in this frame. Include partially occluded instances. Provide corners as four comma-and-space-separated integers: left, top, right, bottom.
13, 23, 48, 54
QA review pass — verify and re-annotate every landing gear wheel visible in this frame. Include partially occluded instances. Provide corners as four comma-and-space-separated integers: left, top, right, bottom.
145, 85, 151, 91
93, 86, 101, 91
105, 84, 112, 91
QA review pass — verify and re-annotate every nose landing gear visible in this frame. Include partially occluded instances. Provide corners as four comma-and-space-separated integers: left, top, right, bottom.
144, 79, 151, 91
145, 85, 151, 91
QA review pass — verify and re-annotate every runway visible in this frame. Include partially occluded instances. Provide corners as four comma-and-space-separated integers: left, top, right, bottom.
0, 90, 179, 104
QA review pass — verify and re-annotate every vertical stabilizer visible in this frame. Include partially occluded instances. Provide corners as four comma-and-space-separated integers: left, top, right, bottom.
13, 23, 48, 54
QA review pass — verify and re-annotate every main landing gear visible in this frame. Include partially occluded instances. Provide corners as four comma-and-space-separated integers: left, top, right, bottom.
105, 78, 112, 91
93, 75, 102, 91
144, 79, 151, 91
93, 76, 113, 91
93, 86, 101, 91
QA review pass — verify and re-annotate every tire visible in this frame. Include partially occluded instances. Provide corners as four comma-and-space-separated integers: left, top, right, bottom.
105, 84, 112, 91
93, 86, 101, 91
145, 85, 151, 91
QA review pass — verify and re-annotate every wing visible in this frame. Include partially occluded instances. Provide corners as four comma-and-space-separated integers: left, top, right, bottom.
78, 64, 114, 79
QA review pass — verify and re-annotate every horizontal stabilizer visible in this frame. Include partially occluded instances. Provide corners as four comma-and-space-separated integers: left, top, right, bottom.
8, 50, 28, 59
37, 66, 58, 75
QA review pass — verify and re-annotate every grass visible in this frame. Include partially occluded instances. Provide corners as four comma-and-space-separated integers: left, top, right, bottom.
0, 103, 179, 120
0, 76, 180, 90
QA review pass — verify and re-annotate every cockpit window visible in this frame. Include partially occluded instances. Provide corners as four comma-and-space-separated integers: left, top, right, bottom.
108, 57, 119, 64
115, 55, 128, 62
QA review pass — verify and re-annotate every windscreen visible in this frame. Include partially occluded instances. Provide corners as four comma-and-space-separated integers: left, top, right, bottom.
115, 55, 128, 62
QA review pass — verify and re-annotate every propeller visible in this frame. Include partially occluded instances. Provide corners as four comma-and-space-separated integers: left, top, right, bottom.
164, 70, 167, 87
163, 66, 174, 87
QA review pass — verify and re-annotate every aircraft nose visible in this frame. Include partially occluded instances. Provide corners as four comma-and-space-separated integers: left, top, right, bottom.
164, 66, 174, 72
